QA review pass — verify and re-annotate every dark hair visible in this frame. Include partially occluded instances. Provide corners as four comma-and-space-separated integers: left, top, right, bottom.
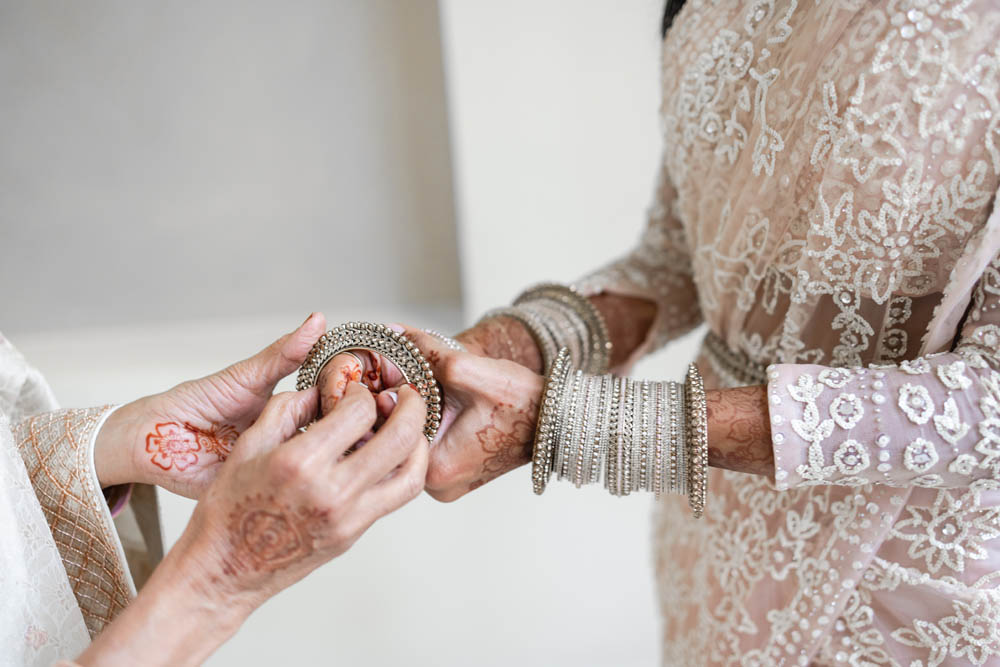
661, 0, 687, 38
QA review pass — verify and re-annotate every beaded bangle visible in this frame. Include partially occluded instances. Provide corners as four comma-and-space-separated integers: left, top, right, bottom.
296, 322, 441, 441
480, 306, 559, 372
684, 363, 708, 518
605, 376, 622, 496
531, 360, 707, 518
515, 282, 612, 374
531, 348, 572, 495
518, 300, 585, 371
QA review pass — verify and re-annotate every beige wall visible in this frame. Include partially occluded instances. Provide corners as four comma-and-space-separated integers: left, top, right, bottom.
0, 0, 460, 336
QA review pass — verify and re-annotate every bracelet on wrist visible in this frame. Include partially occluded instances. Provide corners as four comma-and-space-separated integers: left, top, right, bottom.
478, 282, 612, 375
531, 348, 708, 518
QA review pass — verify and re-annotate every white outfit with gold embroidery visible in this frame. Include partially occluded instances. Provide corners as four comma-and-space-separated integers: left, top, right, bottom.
0, 334, 159, 665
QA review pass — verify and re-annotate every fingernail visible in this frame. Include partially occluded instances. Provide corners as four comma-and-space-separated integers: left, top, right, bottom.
387, 323, 405, 334
386, 390, 398, 405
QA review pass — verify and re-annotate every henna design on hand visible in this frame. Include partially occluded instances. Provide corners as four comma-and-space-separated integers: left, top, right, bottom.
469, 399, 539, 490
222, 494, 328, 575
185, 422, 239, 462
145, 422, 239, 471
458, 318, 543, 372
705, 386, 774, 476
363, 353, 383, 392
323, 362, 364, 412
146, 423, 200, 471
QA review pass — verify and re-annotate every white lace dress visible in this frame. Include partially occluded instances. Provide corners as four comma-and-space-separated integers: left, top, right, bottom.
577, 1, 1000, 665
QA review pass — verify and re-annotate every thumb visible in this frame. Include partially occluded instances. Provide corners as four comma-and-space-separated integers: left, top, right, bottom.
228, 312, 327, 396
235, 388, 320, 460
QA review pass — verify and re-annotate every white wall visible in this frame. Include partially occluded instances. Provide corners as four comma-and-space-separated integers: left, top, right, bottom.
440, 0, 666, 319
440, 2, 705, 666
0, 0, 460, 335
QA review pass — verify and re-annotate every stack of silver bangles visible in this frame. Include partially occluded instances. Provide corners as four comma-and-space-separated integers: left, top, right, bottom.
479, 282, 612, 374
532, 348, 708, 518
295, 322, 442, 442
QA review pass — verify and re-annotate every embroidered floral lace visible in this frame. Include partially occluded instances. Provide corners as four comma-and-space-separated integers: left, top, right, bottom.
577, 1, 1000, 665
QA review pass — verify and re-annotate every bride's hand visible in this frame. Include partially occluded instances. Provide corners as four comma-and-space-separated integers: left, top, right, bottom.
93, 313, 327, 498
317, 325, 544, 501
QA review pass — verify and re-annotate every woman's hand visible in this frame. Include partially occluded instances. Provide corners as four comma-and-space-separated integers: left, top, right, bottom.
317, 325, 544, 502
78, 382, 429, 666
93, 313, 326, 498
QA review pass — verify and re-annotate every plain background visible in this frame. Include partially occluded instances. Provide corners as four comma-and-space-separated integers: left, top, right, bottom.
5, 1, 704, 665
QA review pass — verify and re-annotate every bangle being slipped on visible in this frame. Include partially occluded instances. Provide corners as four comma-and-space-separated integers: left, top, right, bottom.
296, 322, 442, 442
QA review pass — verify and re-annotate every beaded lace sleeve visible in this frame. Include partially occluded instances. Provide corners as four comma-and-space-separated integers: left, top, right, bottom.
574, 161, 703, 365
767, 242, 1000, 491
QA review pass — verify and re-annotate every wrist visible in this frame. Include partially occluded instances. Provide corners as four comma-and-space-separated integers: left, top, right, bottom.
93, 399, 147, 488
79, 518, 252, 666
457, 318, 544, 373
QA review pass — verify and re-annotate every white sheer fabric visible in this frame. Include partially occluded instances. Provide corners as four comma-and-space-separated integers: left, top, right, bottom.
0, 335, 90, 665
579, 1, 1000, 664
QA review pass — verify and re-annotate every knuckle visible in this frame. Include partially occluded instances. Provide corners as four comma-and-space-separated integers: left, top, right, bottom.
426, 487, 462, 503
424, 453, 462, 492
404, 458, 427, 500
268, 449, 307, 482
322, 490, 350, 524
402, 473, 424, 502
340, 392, 376, 427
327, 522, 354, 551
437, 354, 467, 384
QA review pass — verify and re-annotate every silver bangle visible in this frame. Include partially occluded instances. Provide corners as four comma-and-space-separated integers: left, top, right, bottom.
605, 375, 622, 495
531, 348, 572, 495
423, 329, 465, 352
296, 322, 442, 441
684, 363, 708, 518
479, 307, 559, 372
515, 282, 612, 374
533, 361, 706, 517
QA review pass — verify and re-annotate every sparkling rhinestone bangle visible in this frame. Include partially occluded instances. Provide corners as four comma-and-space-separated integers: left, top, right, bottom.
480, 306, 559, 372
532, 348, 573, 495
534, 362, 705, 517
515, 282, 612, 374
296, 322, 442, 442
684, 363, 708, 519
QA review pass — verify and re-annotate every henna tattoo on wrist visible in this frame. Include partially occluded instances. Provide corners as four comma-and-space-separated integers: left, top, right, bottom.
458, 319, 543, 372
468, 398, 539, 491
145, 421, 239, 471
705, 386, 774, 477
221, 494, 328, 576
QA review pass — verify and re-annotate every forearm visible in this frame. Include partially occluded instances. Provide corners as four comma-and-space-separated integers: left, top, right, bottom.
705, 385, 774, 477
76, 527, 250, 666
457, 292, 656, 372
